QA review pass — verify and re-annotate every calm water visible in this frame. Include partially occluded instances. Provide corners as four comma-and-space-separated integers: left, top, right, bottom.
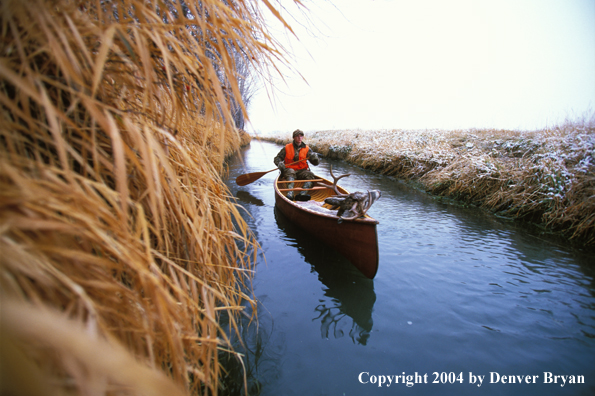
224, 141, 595, 396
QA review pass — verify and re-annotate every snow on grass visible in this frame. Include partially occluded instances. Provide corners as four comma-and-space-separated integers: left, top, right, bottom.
258, 117, 595, 244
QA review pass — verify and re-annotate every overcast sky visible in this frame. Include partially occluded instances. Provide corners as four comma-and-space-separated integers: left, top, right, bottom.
246, 0, 595, 135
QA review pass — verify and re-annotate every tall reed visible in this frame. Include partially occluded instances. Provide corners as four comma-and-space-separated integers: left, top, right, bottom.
0, 0, 299, 394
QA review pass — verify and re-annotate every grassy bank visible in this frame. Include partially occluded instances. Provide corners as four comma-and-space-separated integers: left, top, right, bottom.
260, 120, 595, 246
0, 1, 294, 395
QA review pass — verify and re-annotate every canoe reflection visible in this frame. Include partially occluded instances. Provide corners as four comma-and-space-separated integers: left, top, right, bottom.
274, 207, 376, 345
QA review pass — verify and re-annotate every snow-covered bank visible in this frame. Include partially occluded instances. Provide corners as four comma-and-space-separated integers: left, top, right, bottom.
257, 121, 595, 246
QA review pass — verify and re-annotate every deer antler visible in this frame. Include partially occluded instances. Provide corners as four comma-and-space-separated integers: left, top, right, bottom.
338, 191, 373, 221
360, 190, 375, 217
329, 165, 351, 196
326, 167, 381, 223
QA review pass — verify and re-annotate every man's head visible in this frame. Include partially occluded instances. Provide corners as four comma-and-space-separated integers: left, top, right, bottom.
292, 129, 304, 144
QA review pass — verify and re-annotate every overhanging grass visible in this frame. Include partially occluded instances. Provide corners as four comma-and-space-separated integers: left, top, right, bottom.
0, 0, 303, 395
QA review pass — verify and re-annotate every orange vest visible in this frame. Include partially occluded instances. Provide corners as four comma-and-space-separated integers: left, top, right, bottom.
284, 143, 309, 170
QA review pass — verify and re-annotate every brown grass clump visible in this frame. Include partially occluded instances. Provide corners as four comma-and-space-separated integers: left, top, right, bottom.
262, 119, 595, 245
1, 0, 300, 395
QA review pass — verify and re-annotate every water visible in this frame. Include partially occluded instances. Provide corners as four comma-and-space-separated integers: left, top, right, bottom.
224, 141, 595, 395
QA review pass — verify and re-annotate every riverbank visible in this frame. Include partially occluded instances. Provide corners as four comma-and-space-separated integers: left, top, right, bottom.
257, 120, 594, 246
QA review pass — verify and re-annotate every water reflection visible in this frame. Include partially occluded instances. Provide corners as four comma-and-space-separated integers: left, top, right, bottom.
224, 142, 595, 395
274, 207, 376, 345
235, 190, 265, 207
219, 298, 282, 396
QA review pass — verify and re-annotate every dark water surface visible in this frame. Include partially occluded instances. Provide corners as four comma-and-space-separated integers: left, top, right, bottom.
224, 141, 595, 396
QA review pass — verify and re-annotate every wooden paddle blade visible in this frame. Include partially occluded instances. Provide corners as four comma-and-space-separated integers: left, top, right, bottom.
235, 159, 306, 186
235, 169, 274, 186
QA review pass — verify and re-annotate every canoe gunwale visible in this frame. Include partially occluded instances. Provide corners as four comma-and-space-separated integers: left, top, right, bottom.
274, 174, 379, 279
273, 176, 379, 225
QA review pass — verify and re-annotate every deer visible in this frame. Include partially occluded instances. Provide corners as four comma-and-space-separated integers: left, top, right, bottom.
323, 166, 381, 223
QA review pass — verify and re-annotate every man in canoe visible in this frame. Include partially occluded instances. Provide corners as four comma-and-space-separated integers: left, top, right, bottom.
274, 129, 319, 201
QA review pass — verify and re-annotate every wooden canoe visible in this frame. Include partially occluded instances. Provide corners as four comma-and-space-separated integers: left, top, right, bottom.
274, 175, 379, 279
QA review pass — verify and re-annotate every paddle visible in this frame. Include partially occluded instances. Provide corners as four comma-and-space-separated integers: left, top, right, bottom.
235, 158, 308, 186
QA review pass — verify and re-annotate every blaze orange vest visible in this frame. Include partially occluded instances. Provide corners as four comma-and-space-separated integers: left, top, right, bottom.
284, 143, 309, 170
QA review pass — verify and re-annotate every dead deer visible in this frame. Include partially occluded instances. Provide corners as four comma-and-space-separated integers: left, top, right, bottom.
324, 165, 381, 222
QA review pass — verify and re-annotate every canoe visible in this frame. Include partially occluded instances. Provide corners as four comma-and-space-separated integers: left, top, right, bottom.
274, 175, 379, 279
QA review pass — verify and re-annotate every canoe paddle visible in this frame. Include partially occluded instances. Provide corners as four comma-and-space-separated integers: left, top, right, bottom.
235, 158, 308, 186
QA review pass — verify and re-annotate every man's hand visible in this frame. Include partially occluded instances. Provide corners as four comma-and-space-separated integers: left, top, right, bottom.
278, 162, 285, 170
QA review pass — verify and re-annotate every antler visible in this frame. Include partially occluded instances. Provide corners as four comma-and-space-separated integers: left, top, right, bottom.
356, 190, 373, 218
339, 191, 373, 221
327, 167, 380, 223
329, 165, 351, 196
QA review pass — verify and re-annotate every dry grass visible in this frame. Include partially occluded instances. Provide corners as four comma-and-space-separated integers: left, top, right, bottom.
0, 0, 301, 395
262, 118, 595, 245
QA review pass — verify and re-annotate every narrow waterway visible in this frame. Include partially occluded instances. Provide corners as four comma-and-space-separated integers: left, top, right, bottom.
225, 140, 595, 396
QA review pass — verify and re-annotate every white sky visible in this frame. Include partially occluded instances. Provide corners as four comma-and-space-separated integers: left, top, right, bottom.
246, 0, 595, 135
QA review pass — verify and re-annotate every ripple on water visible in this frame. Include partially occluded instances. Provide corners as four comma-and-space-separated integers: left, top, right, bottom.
226, 141, 595, 395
